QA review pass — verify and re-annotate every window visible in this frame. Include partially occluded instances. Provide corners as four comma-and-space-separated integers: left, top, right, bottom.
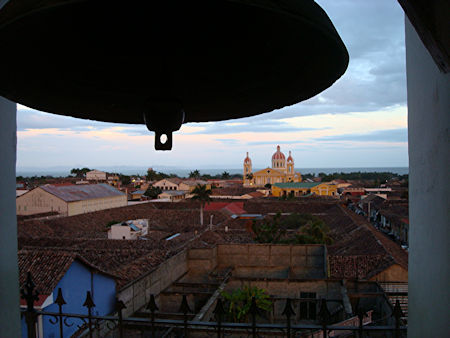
300, 292, 316, 320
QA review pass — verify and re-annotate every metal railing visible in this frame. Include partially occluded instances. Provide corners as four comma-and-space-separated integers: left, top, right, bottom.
21, 273, 406, 337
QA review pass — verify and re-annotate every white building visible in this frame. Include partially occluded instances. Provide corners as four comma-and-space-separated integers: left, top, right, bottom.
153, 178, 182, 191
86, 170, 107, 181
108, 219, 149, 240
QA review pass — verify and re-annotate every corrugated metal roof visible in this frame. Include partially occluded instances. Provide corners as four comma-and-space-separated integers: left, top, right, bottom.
40, 183, 125, 202
129, 224, 140, 231
181, 180, 208, 186
159, 190, 187, 196
273, 182, 321, 188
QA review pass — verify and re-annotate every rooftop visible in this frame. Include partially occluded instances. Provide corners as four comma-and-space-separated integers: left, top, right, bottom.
18, 249, 113, 297
273, 182, 322, 188
39, 183, 125, 202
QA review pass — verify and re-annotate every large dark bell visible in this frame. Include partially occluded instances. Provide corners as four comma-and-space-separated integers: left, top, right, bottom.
0, 0, 348, 150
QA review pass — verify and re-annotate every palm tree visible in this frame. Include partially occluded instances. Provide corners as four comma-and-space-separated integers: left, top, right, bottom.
189, 169, 201, 179
191, 184, 212, 225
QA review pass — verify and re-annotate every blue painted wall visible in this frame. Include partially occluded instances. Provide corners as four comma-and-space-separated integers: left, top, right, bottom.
21, 260, 116, 338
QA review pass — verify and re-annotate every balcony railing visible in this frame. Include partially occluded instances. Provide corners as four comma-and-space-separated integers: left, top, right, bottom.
21, 273, 406, 337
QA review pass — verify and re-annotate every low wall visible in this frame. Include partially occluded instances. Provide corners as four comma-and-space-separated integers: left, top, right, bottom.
117, 250, 188, 316
188, 247, 218, 274
217, 244, 327, 279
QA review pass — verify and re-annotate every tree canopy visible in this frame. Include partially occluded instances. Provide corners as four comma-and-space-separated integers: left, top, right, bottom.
70, 167, 91, 177
252, 212, 333, 245
144, 186, 162, 199
189, 170, 201, 179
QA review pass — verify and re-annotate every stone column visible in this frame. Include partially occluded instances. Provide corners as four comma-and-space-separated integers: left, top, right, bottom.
406, 18, 450, 337
0, 97, 20, 336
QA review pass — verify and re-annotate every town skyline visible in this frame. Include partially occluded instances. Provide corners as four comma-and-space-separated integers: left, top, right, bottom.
16, 0, 408, 170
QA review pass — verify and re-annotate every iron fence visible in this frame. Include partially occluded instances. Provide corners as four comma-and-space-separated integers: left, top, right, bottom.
21, 273, 406, 337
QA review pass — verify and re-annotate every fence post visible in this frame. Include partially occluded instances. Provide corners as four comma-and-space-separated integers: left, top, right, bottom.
355, 302, 366, 338
393, 299, 404, 338
318, 299, 330, 338
115, 298, 126, 338
20, 272, 39, 338
249, 296, 258, 338
146, 295, 158, 338
178, 295, 192, 338
282, 298, 295, 338
213, 298, 225, 338
54, 288, 67, 338
83, 291, 96, 338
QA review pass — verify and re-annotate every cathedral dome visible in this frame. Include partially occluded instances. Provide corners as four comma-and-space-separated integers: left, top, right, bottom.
272, 145, 285, 160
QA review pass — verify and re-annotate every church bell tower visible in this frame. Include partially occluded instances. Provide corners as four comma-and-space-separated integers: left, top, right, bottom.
243, 152, 253, 186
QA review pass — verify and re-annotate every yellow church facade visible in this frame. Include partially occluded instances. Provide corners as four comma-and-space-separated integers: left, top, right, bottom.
243, 146, 302, 187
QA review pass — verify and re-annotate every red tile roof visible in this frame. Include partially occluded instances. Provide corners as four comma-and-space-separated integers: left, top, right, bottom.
18, 249, 115, 302
327, 205, 408, 276
18, 203, 226, 239
204, 202, 245, 215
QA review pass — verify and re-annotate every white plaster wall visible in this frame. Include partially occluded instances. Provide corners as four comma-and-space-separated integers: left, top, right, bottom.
86, 170, 106, 180
67, 195, 127, 216
0, 97, 20, 336
405, 18, 450, 337
16, 187, 68, 215
109, 225, 131, 240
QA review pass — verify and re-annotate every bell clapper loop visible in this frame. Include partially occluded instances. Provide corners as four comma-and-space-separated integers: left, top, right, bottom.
143, 100, 185, 151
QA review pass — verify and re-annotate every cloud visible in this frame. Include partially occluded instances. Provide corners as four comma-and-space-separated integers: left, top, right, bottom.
215, 138, 241, 145
247, 140, 308, 146
17, 108, 115, 131
184, 118, 326, 134
315, 128, 408, 143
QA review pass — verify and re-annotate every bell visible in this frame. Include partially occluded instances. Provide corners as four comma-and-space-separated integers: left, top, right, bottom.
0, 0, 348, 150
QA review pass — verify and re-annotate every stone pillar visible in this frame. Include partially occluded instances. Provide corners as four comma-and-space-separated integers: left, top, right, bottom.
405, 18, 450, 337
0, 97, 20, 336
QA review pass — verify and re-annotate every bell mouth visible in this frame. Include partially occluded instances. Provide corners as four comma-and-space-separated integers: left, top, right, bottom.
0, 0, 348, 150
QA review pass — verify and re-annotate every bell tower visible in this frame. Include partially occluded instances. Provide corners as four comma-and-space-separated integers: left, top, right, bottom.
243, 152, 253, 186
287, 151, 294, 175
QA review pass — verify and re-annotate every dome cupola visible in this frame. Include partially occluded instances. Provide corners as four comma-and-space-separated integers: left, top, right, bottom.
271, 145, 286, 169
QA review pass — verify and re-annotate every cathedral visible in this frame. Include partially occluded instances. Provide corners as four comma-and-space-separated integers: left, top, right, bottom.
243, 145, 302, 187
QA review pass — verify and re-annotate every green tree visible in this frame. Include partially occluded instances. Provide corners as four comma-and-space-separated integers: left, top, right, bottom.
147, 169, 158, 181
295, 219, 333, 245
252, 213, 286, 243
191, 184, 212, 225
120, 174, 131, 185
144, 186, 162, 199
253, 213, 333, 245
189, 170, 201, 179
147, 169, 171, 181
70, 167, 91, 177
221, 286, 272, 322
221, 171, 231, 179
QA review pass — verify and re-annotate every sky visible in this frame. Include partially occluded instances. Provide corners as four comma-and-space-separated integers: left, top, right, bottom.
16, 0, 408, 172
